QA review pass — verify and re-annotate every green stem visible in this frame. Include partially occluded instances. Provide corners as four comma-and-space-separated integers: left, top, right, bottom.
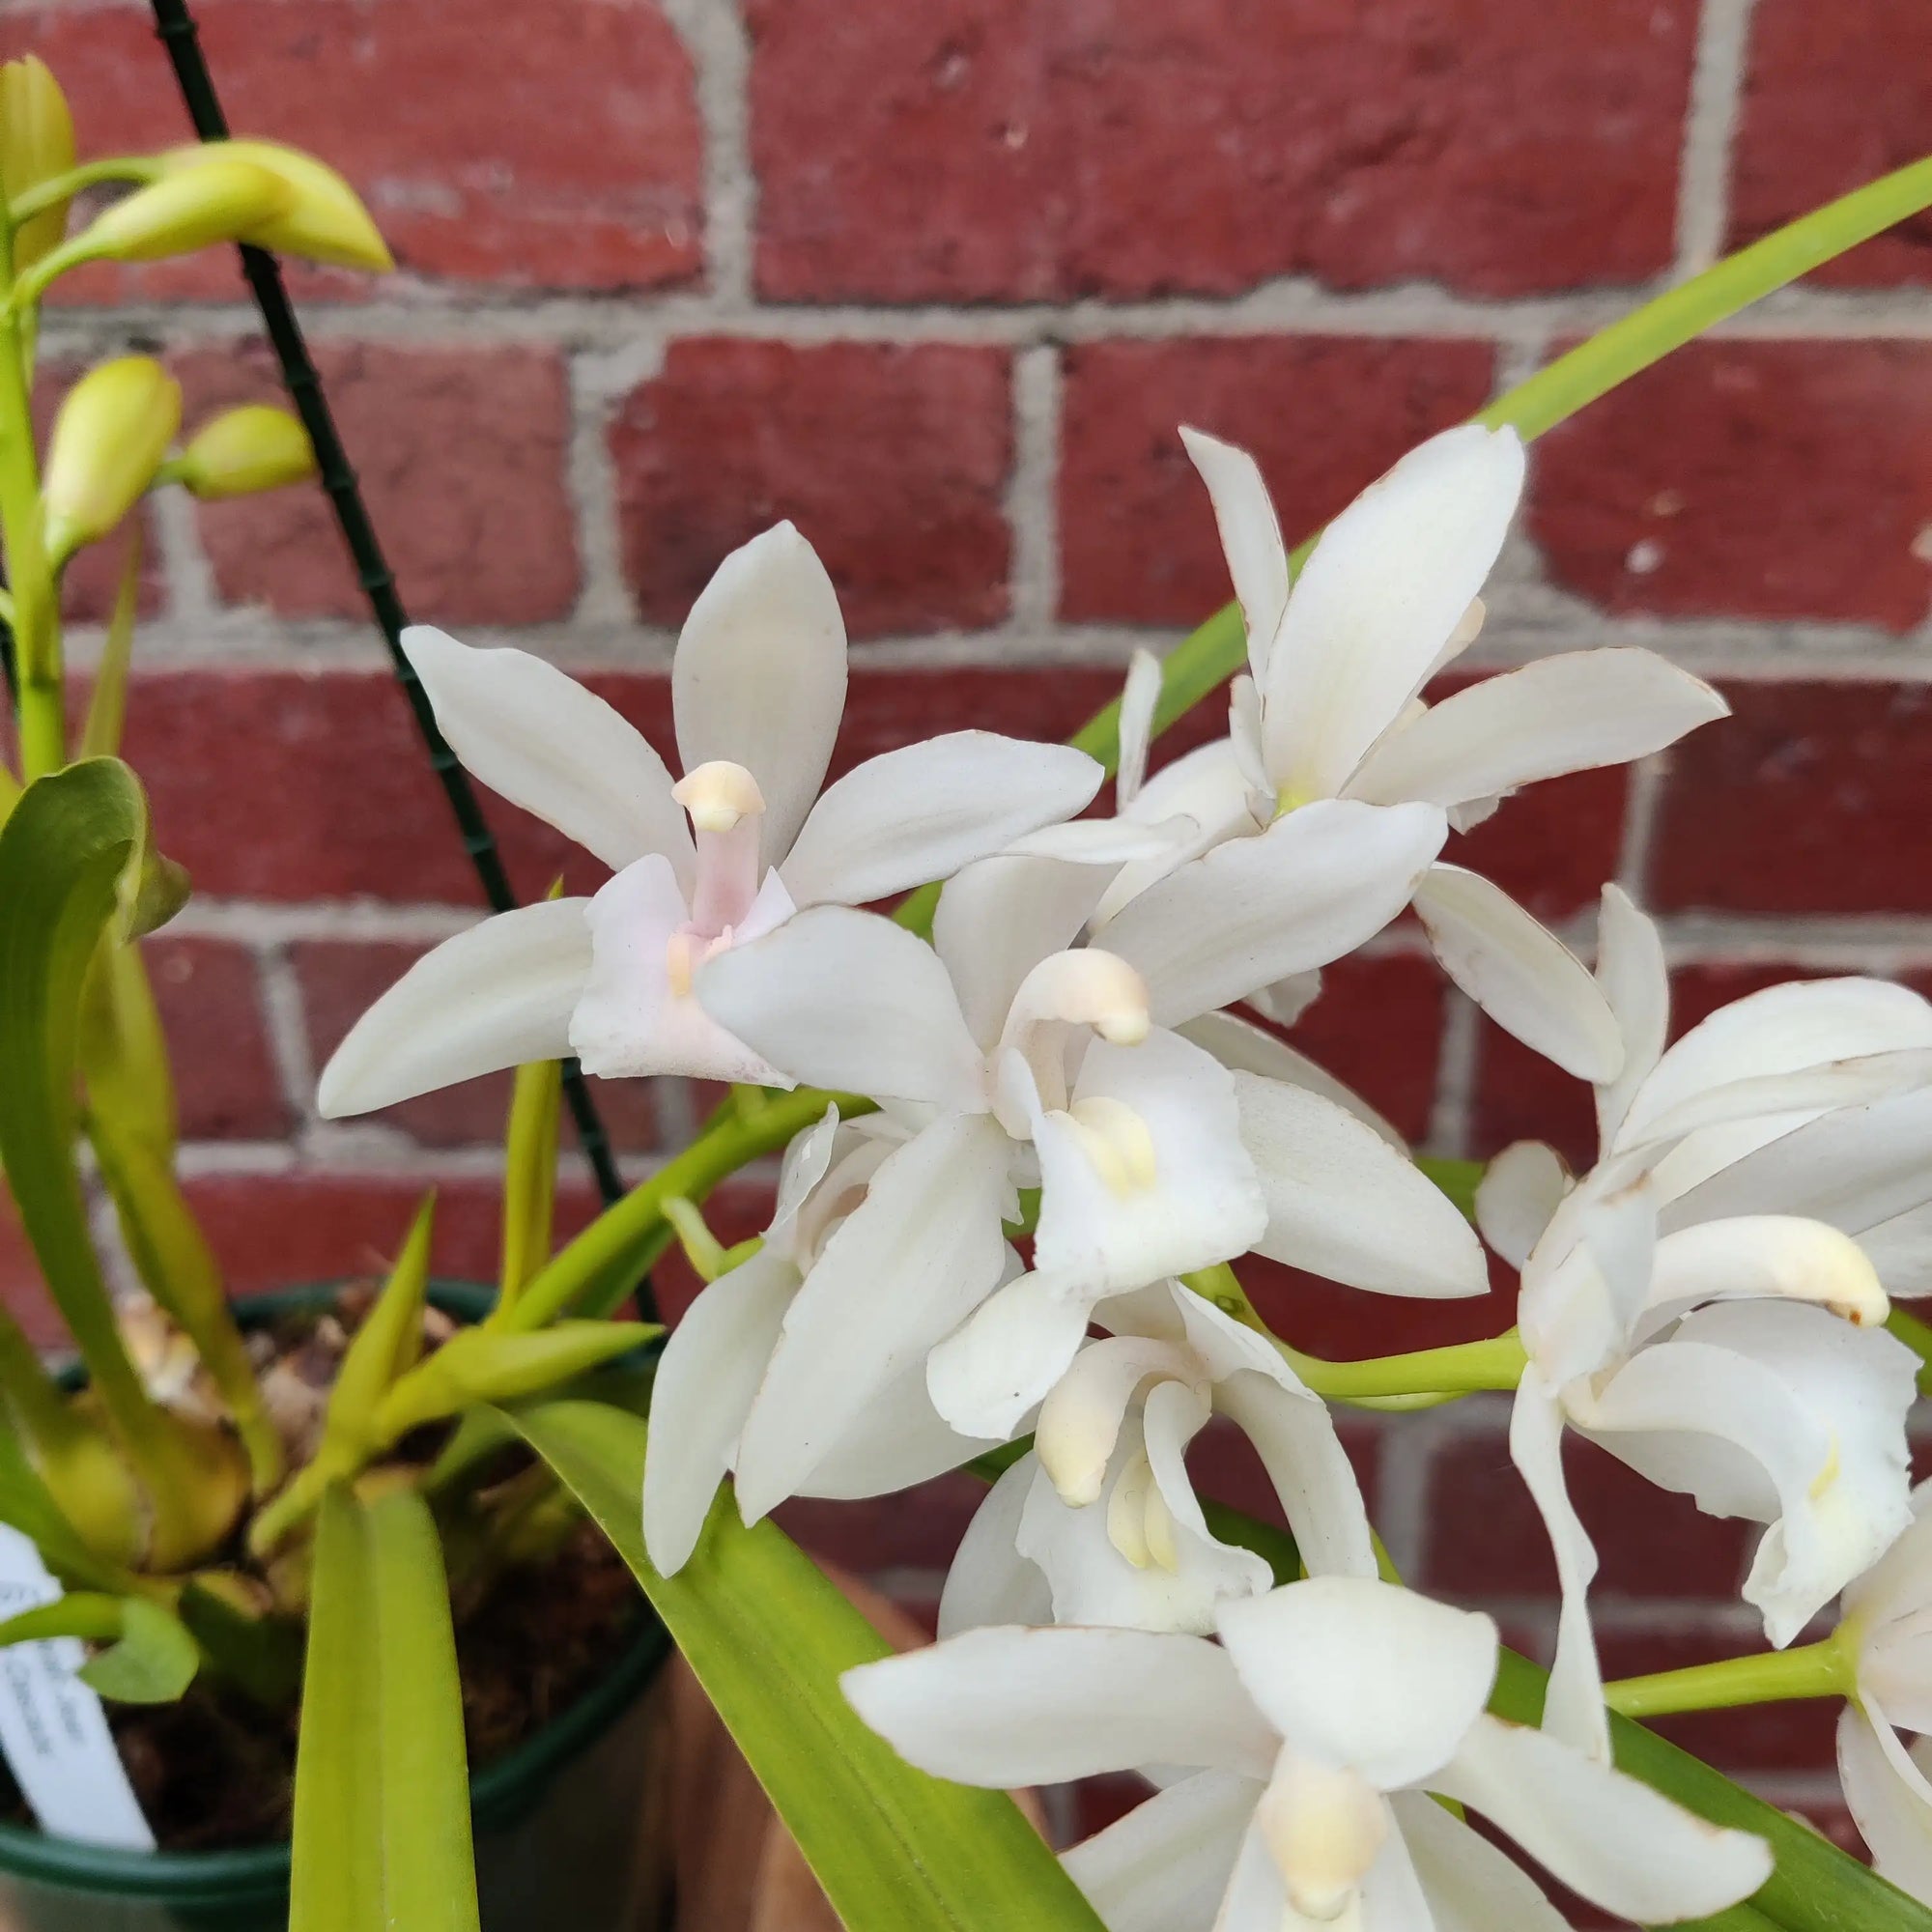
498, 1087, 864, 1333
0, 296, 60, 779
5, 158, 159, 227
1605, 1635, 1855, 1719
1887, 1306, 1932, 1398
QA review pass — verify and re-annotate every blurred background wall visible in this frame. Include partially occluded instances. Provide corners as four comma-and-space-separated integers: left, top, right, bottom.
7, 0, 1930, 1869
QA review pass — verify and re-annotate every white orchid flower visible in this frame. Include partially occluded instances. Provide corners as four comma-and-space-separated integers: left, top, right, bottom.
845, 1577, 1772, 1932
640, 1106, 1002, 1577
1102, 425, 1727, 1082
696, 850, 1488, 1495
316, 523, 1104, 1111
1833, 1490, 1932, 1901
1484, 887, 1932, 1758
939, 1282, 1377, 1638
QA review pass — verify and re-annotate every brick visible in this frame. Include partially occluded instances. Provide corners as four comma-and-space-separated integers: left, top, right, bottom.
1594, 1625, 1840, 1776
18, 0, 701, 299
1650, 682, 1932, 916
1728, 0, 1932, 288
1247, 1251, 1517, 1361
1445, 766, 1628, 924
1418, 1424, 1751, 1603
1528, 342, 1932, 630
181, 1171, 604, 1296
175, 342, 578, 625
611, 341, 1013, 639
1472, 1017, 1598, 1172
1189, 1411, 1383, 1524
290, 939, 660, 1151
1058, 339, 1495, 626
144, 936, 290, 1142
748, 0, 1694, 300
1290, 952, 1447, 1149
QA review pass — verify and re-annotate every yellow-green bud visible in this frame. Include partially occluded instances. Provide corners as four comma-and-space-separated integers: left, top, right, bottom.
43, 356, 182, 561
176, 404, 316, 498
0, 55, 75, 270
160, 139, 393, 273
80, 156, 291, 263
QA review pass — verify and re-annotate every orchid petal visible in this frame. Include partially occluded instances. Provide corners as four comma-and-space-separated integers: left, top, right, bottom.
938, 1456, 1054, 1638
640, 1248, 795, 1576
927, 1269, 1096, 1442
1094, 739, 1264, 925
1261, 425, 1524, 802
1032, 1031, 1267, 1294
1389, 1790, 1569, 1932
1434, 1714, 1773, 1922
1064, 1769, 1262, 1932
672, 523, 847, 866
936, 856, 1115, 1052
779, 732, 1101, 908
1508, 1368, 1608, 1762
1594, 882, 1670, 1146
572, 855, 794, 1084
1215, 1577, 1497, 1789
732, 1113, 1010, 1521
1666, 1087, 1932, 1238
1346, 648, 1725, 811
1180, 427, 1289, 684
1414, 866, 1623, 1083
1838, 1705, 1932, 1902
1037, 1336, 1192, 1505
1615, 977, 1932, 1152
1861, 1202, 1932, 1299
1102, 800, 1446, 1028
1236, 1073, 1489, 1297
841, 1625, 1280, 1785
1118, 648, 1163, 808
697, 905, 986, 1112
801, 1354, 997, 1499
401, 625, 692, 882
1474, 1141, 1569, 1269
1217, 1374, 1378, 1582
766, 1106, 843, 1258
316, 899, 590, 1119
1576, 1303, 1915, 1647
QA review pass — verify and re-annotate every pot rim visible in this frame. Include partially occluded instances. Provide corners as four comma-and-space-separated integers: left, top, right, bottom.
0, 1280, 668, 1902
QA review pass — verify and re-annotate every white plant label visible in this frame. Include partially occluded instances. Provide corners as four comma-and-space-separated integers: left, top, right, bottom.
0, 1524, 154, 1850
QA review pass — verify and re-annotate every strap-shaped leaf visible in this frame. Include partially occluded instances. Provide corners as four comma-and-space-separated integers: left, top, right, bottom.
291, 1485, 478, 1932
503, 1398, 1106, 1932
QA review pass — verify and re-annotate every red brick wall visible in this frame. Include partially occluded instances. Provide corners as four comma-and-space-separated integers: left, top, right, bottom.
11, 0, 1932, 1865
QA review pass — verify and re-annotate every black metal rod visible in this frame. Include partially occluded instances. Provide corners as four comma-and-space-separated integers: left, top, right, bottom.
144, 0, 650, 1308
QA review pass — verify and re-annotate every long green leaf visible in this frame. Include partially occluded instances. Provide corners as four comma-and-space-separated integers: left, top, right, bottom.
0, 756, 227, 1565
503, 1398, 1105, 1932
291, 1486, 478, 1932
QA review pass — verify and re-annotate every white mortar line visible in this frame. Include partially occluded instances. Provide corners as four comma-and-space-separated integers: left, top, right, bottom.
1615, 753, 1667, 900
1007, 343, 1063, 636
662, 0, 756, 306
1675, 0, 1758, 276
1423, 992, 1481, 1161
563, 349, 641, 627
257, 940, 323, 1131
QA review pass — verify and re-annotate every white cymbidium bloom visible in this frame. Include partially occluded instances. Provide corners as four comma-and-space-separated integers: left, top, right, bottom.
696, 856, 1489, 1498
640, 1106, 1002, 1577
316, 522, 1103, 1111
845, 1577, 1772, 1932
1097, 426, 1727, 1081
1486, 886, 1932, 1759
1833, 1491, 1932, 1901
939, 1282, 1377, 1638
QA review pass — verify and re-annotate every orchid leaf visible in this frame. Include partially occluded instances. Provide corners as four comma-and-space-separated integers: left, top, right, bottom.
503, 1398, 1106, 1932
0, 1593, 199, 1704
378, 1321, 654, 1441
290, 1486, 477, 1932
78, 934, 176, 1157
77, 526, 141, 761
497, 1055, 562, 1312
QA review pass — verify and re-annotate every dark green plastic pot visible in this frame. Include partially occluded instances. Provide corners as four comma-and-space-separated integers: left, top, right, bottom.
0, 1284, 671, 1932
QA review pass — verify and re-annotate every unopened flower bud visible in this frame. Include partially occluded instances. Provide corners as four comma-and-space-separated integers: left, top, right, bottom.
43, 356, 182, 561
80, 156, 291, 263
159, 139, 393, 273
0, 55, 75, 270
176, 404, 315, 499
